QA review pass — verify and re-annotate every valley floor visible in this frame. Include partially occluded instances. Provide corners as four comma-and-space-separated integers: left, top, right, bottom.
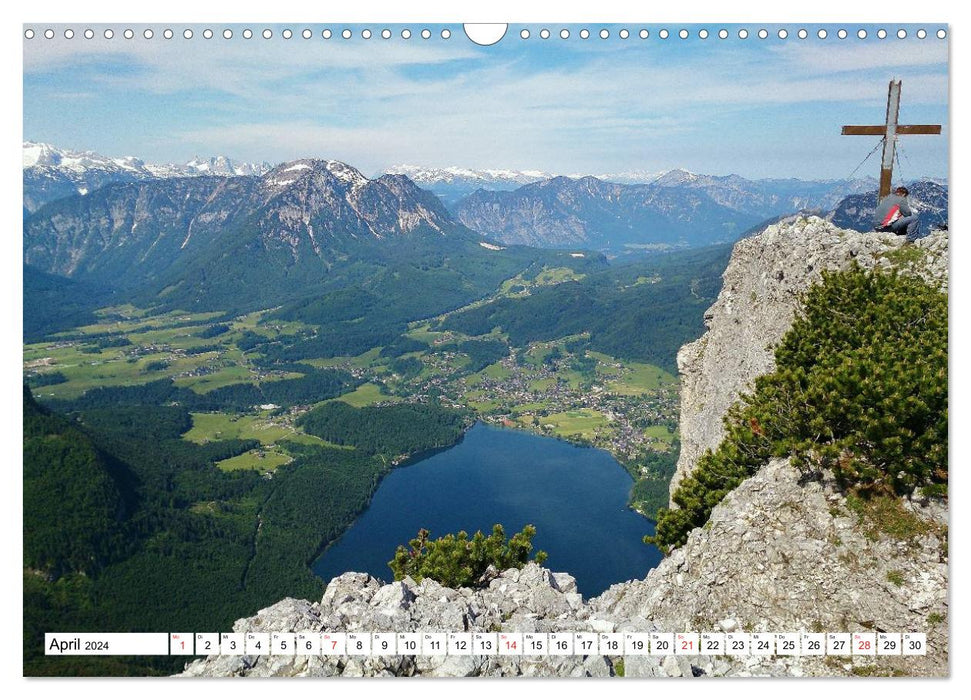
25, 300, 681, 514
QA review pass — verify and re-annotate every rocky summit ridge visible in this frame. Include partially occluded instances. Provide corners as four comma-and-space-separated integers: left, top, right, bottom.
180, 216, 948, 678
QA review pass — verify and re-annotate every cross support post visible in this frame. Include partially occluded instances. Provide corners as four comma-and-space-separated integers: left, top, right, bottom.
841, 80, 941, 199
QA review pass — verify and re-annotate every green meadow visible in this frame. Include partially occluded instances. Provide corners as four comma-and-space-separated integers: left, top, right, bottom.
542, 409, 608, 440
603, 360, 677, 395
216, 449, 292, 473
182, 412, 293, 445
328, 382, 396, 408
643, 424, 676, 447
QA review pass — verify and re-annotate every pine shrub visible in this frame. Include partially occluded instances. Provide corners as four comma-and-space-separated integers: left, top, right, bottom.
649, 265, 947, 552
389, 524, 547, 588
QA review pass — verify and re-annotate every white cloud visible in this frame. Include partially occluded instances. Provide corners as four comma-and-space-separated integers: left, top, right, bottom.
24, 25, 948, 176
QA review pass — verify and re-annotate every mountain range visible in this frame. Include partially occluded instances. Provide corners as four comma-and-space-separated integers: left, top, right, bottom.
388, 163, 881, 214
385, 165, 555, 205
23, 142, 272, 213
25, 159, 487, 305
22, 142, 949, 316
450, 172, 894, 251
23, 156, 600, 348
27, 142, 880, 227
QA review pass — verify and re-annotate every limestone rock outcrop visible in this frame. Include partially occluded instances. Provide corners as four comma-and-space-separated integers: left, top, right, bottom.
671, 217, 948, 499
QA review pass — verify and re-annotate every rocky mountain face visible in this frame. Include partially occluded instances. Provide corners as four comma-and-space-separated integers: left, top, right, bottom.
179, 217, 948, 678
22, 141, 272, 213
24, 176, 256, 287
827, 180, 948, 233
23, 159, 461, 305
453, 174, 876, 251
672, 216, 949, 498
454, 176, 761, 250
594, 457, 947, 679
181, 462, 946, 679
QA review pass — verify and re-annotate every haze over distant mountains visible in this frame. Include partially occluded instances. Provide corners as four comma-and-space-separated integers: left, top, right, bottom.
450, 171, 891, 250
389, 162, 878, 206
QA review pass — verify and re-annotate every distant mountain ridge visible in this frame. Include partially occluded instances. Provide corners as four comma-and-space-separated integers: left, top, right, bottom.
386, 164, 699, 204
389, 162, 879, 218
451, 173, 881, 251
22, 141, 272, 213
385, 165, 555, 205
387, 164, 553, 187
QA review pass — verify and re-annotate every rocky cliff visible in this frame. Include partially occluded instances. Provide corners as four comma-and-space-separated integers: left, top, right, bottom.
671, 216, 948, 498
180, 217, 948, 678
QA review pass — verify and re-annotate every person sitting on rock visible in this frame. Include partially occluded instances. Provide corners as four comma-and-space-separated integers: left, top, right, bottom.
874, 186, 921, 242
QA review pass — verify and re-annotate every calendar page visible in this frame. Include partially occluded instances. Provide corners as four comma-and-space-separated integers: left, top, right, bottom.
21, 10, 949, 682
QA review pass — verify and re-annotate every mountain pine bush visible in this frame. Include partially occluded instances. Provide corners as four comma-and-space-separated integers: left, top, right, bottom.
389, 524, 547, 588
649, 264, 947, 552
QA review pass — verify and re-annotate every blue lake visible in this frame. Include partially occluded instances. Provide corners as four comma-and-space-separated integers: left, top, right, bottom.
312, 422, 663, 598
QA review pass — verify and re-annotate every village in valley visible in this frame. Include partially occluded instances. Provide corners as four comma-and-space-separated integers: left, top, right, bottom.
389, 334, 678, 461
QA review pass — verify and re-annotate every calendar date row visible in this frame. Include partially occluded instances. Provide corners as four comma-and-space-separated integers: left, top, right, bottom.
162, 631, 926, 657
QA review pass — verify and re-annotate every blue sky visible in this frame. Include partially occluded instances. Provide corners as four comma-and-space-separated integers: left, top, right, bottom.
23, 23, 949, 180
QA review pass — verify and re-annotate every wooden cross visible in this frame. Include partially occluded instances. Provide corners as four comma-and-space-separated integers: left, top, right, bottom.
842, 79, 941, 198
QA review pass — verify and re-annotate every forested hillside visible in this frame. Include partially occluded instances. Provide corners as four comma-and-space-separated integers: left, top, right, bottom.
438, 245, 730, 372
23, 382, 470, 675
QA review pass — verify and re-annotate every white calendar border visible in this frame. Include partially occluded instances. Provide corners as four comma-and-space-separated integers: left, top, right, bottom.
7, 2, 962, 700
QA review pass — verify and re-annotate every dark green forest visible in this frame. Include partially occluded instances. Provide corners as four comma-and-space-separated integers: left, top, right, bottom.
627, 444, 680, 519
48, 366, 360, 414
297, 401, 471, 457
437, 245, 730, 372
24, 384, 473, 676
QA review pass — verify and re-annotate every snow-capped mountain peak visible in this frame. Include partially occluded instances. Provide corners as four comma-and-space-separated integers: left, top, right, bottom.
651, 168, 701, 186
181, 154, 270, 177
22, 141, 274, 212
23, 141, 148, 174
24, 141, 272, 176
325, 159, 369, 188
387, 164, 552, 187
260, 159, 370, 193
23, 141, 65, 168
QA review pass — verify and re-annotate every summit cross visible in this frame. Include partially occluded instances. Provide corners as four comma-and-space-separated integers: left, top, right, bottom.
842, 79, 941, 199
